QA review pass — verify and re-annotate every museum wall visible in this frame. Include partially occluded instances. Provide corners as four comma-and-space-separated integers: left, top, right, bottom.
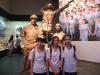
72, 41, 100, 63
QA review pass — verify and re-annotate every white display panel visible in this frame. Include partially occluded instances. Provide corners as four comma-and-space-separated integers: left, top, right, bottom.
72, 41, 100, 63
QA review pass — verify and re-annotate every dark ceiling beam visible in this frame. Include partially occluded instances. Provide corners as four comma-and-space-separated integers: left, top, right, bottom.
0, 0, 59, 21
0, 7, 42, 21
0, 8, 10, 19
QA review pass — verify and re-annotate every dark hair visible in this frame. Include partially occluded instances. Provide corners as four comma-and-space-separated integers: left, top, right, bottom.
9, 35, 14, 43
36, 37, 43, 42
82, 19, 88, 24
16, 35, 18, 38
51, 36, 59, 45
65, 34, 71, 39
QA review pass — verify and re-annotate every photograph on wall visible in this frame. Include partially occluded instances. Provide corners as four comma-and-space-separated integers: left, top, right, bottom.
59, 0, 100, 41
0, 17, 7, 50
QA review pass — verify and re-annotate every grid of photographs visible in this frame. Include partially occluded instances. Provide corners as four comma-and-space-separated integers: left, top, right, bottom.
59, 0, 100, 41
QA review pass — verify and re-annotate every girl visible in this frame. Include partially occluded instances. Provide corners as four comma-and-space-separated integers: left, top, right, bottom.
79, 19, 90, 41
47, 36, 63, 75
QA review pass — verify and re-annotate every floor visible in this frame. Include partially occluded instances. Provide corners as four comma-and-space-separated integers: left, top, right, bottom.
0, 54, 100, 75
0, 54, 23, 75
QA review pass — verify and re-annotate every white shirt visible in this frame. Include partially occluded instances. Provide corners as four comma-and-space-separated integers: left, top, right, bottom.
63, 46, 77, 72
95, 11, 100, 18
47, 47, 64, 72
68, 19, 76, 29
28, 49, 46, 73
95, 0, 100, 4
79, 24, 89, 34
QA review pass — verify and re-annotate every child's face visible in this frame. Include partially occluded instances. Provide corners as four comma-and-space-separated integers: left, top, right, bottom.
86, 8, 90, 13
36, 41, 43, 48
53, 38, 59, 45
82, 19, 86, 24
65, 36, 71, 44
68, 16, 73, 20
31, 18, 36, 25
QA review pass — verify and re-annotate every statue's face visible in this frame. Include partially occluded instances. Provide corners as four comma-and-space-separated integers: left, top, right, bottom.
55, 24, 61, 31
30, 18, 36, 25
65, 36, 71, 44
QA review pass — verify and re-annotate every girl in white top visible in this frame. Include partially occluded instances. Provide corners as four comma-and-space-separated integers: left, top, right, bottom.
28, 38, 48, 75
63, 35, 77, 75
79, 19, 90, 41
47, 36, 64, 75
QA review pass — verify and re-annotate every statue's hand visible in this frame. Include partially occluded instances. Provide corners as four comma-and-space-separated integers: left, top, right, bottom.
68, 0, 74, 4
65, 0, 74, 7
